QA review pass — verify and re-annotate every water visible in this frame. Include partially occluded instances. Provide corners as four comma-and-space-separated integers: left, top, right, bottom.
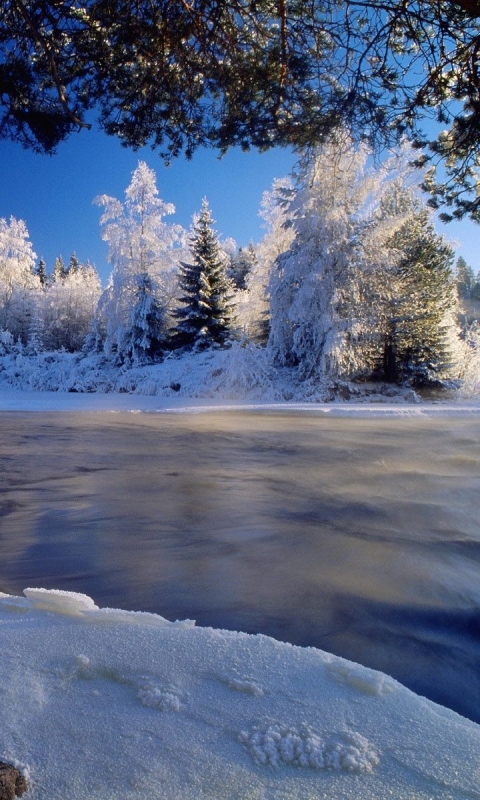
0, 410, 479, 722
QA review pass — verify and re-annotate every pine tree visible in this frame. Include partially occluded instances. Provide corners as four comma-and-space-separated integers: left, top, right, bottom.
173, 199, 235, 350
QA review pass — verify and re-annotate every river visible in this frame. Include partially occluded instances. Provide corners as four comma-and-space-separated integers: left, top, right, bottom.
0, 409, 479, 722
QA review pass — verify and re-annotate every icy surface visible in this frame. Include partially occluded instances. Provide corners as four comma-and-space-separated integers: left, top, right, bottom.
0, 589, 478, 799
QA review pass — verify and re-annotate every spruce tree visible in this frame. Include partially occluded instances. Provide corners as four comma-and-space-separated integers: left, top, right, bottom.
386, 209, 458, 386
68, 252, 80, 275
173, 200, 234, 350
36, 257, 47, 286
228, 243, 256, 291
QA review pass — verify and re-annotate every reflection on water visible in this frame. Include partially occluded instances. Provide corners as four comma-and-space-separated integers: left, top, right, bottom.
0, 410, 480, 721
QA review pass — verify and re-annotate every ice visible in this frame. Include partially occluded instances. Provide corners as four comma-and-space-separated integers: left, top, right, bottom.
23, 587, 98, 614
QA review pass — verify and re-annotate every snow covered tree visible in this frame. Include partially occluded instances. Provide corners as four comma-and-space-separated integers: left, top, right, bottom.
173, 199, 235, 350
95, 161, 186, 359
121, 273, 169, 364
35, 257, 47, 286
43, 261, 101, 351
455, 256, 476, 300
233, 178, 295, 346
52, 255, 67, 283
68, 252, 81, 276
0, 216, 39, 342
267, 137, 403, 382
228, 244, 256, 291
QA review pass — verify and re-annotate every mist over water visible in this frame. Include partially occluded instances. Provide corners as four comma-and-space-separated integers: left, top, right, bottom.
0, 410, 479, 722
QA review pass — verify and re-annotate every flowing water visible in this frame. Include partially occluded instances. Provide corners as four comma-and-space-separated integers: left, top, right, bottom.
0, 409, 479, 722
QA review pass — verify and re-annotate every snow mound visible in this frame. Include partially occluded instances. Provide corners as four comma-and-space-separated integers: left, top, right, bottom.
0, 588, 479, 798
23, 588, 98, 614
327, 659, 397, 696
239, 723, 380, 773
224, 676, 265, 697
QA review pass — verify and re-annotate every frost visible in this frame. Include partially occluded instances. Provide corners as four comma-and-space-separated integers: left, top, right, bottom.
239, 723, 380, 773
136, 683, 182, 712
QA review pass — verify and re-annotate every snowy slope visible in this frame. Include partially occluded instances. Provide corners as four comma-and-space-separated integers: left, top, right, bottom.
0, 588, 479, 800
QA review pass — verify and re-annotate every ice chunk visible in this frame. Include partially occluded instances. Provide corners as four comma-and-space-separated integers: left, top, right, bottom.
23, 588, 98, 615
84, 606, 195, 627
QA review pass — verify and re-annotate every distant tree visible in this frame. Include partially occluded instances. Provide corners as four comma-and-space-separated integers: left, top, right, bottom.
43, 260, 101, 351
228, 244, 257, 291
173, 199, 235, 350
454, 256, 476, 299
471, 276, 480, 301
35, 257, 47, 286
52, 255, 67, 283
68, 252, 81, 275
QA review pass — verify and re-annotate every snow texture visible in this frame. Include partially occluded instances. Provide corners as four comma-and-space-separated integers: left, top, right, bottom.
239, 724, 379, 773
0, 587, 479, 799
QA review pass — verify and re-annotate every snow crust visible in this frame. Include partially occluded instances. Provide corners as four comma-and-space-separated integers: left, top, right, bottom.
0, 588, 479, 799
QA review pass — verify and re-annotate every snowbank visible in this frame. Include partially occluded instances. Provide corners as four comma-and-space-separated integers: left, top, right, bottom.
0, 588, 478, 799
0, 344, 470, 406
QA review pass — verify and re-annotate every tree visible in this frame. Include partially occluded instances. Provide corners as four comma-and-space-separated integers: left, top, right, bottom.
42, 260, 101, 351
228, 244, 257, 291
121, 273, 169, 364
95, 161, 186, 357
455, 256, 476, 299
35, 257, 47, 286
384, 208, 460, 385
0, 215, 39, 341
173, 199, 235, 350
68, 252, 80, 276
52, 255, 67, 283
1, 1, 480, 219
267, 136, 402, 382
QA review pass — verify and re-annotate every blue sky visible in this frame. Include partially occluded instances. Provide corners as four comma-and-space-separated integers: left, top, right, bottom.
0, 130, 296, 284
0, 127, 478, 285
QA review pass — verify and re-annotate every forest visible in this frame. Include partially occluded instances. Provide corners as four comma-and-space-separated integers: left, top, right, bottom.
0, 136, 478, 400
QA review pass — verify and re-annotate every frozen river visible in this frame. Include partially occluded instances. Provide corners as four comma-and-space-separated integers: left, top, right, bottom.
0, 408, 479, 722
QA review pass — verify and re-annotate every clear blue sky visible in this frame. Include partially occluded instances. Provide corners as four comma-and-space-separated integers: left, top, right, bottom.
0, 127, 478, 285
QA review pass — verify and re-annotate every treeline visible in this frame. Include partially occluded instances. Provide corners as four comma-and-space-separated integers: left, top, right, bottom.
0, 136, 473, 388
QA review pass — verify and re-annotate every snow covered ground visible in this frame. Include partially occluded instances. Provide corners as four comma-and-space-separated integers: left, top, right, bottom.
1, 587, 479, 800
1, 389, 480, 798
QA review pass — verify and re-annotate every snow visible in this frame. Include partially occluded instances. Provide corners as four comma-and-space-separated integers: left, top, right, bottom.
0, 588, 479, 799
